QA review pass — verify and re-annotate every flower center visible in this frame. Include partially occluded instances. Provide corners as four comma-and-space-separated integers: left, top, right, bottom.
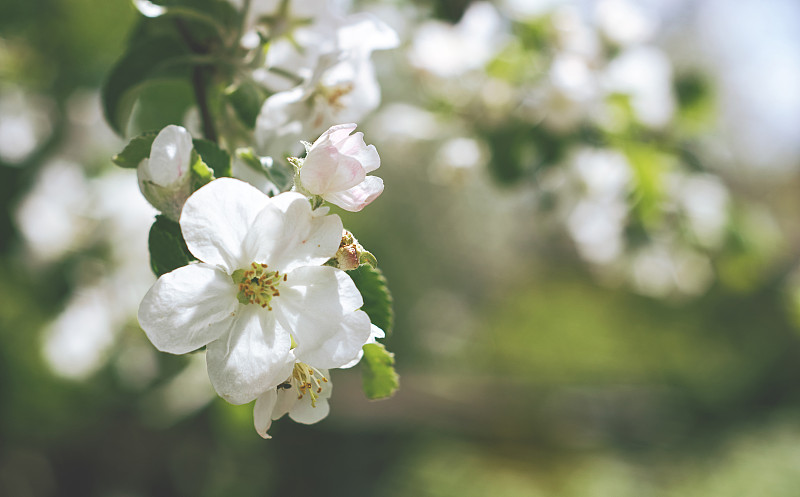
316, 82, 354, 112
231, 262, 286, 309
277, 362, 329, 407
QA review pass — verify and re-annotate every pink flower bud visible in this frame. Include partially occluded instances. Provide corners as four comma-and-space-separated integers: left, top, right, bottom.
298, 123, 384, 212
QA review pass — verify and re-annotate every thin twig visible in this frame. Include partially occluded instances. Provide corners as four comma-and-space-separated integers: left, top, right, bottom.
174, 18, 219, 143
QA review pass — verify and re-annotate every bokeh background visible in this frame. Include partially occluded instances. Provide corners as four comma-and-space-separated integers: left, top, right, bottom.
2, 0, 800, 495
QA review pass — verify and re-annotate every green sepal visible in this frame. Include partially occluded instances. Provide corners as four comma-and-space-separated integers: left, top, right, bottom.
361, 343, 399, 400
190, 150, 215, 190
349, 264, 393, 335
358, 250, 378, 269
193, 138, 232, 177
111, 131, 158, 168
148, 215, 195, 277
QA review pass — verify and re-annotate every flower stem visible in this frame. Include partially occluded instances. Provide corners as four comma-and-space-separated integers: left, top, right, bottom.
192, 66, 218, 143
174, 18, 219, 144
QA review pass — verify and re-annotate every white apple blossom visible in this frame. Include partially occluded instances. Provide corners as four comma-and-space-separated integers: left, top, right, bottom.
137, 125, 195, 221
138, 178, 373, 404
253, 362, 333, 439
253, 324, 384, 438
297, 123, 383, 212
409, 2, 506, 78
254, 14, 398, 156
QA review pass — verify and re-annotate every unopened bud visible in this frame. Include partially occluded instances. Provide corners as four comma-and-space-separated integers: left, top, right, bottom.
335, 230, 361, 270
137, 125, 195, 221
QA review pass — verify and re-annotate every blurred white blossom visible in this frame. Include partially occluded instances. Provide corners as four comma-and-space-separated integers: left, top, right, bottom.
408, 2, 506, 78
0, 87, 54, 165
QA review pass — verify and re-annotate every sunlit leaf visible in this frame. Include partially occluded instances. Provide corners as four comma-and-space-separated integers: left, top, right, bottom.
111, 131, 158, 168
193, 138, 231, 177
360, 343, 399, 400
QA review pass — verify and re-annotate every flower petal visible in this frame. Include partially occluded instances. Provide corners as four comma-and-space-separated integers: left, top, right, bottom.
271, 387, 297, 421
288, 372, 332, 425
146, 125, 193, 186
321, 123, 357, 143
206, 306, 295, 405
243, 192, 343, 272
138, 263, 238, 354
340, 324, 386, 369
253, 389, 278, 439
323, 175, 384, 212
335, 130, 380, 173
301, 143, 366, 194
275, 266, 371, 368
347, 141, 380, 174
293, 310, 372, 369
180, 178, 270, 272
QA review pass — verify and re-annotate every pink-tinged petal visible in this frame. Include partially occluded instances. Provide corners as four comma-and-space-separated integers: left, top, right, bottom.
206, 307, 295, 405
301, 144, 366, 194
320, 123, 357, 144
180, 178, 270, 272
243, 193, 342, 273
275, 267, 371, 368
253, 389, 278, 439
350, 143, 380, 174
138, 263, 238, 354
338, 131, 367, 155
288, 373, 332, 424
323, 176, 384, 212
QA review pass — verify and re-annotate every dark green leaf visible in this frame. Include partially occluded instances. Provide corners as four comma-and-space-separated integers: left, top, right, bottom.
148, 215, 195, 276
127, 79, 196, 136
349, 264, 393, 335
361, 343, 399, 400
102, 33, 191, 135
193, 138, 232, 177
225, 82, 267, 129
111, 131, 158, 168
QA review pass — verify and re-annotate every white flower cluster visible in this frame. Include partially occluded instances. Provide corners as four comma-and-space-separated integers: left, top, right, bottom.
240, 0, 398, 158
137, 121, 386, 438
127, 0, 398, 437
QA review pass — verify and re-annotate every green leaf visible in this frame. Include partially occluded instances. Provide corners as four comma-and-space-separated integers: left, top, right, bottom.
111, 131, 158, 168
190, 151, 215, 190
236, 148, 294, 192
127, 79, 196, 136
349, 264, 393, 335
193, 138, 231, 177
225, 82, 267, 129
148, 215, 195, 276
622, 143, 674, 228
361, 343, 399, 400
102, 33, 191, 135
